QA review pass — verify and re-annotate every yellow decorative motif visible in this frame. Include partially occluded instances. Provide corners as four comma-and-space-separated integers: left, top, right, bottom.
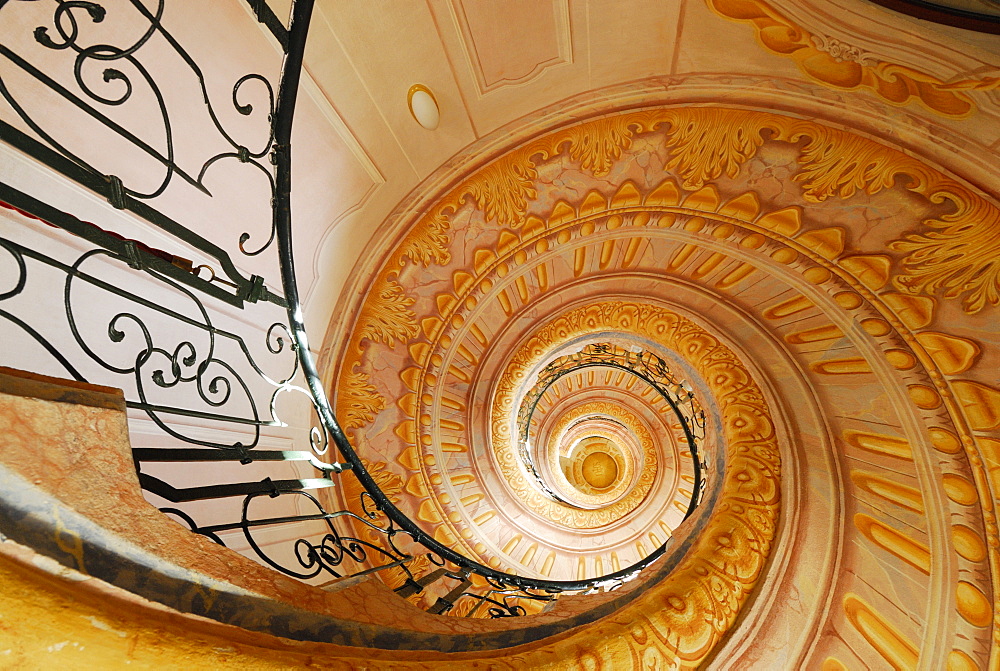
956, 581, 992, 628
482, 302, 778, 661
573, 108, 995, 314
890, 195, 1000, 314
855, 513, 931, 574
790, 130, 898, 202
952, 381, 1000, 431
844, 593, 920, 669
334, 212, 451, 427
335, 368, 385, 431
915, 332, 981, 376
545, 401, 659, 511
398, 212, 451, 267
654, 111, 1000, 313
335, 275, 419, 435
661, 108, 768, 189
656, 110, 1000, 314
851, 470, 924, 513
355, 276, 418, 348
560, 115, 637, 177
331, 104, 1000, 666
705, 0, 998, 117
464, 151, 538, 228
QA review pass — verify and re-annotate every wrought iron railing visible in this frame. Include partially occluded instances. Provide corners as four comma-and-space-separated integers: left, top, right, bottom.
517, 342, 706, 514
0, 0, 707, 618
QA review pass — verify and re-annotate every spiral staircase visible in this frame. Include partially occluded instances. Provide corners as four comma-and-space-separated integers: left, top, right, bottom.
2, 1, 1000, 669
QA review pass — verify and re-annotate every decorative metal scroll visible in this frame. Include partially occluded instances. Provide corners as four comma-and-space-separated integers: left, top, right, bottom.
0, 189, 326, 453
0, 0, 285, 306
0, 0, 711, 620
0, 0, 353, 596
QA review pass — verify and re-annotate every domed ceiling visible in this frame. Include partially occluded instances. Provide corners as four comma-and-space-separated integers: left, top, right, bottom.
310, 1, 1000, 667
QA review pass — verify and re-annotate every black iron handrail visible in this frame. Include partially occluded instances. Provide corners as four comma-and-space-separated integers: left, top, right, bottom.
0, 0, 709, 613
270, 0, 706, 595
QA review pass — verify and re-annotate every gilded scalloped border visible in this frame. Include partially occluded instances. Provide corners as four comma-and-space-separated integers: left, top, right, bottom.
489, 301, 781, 668
334, 106, 1000, 663
488, 319, 682, 528
340, 108, 1000, 436
544, 401, 658, 509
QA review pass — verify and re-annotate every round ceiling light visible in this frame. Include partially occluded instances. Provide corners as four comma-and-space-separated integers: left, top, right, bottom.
407, 84, 440, 130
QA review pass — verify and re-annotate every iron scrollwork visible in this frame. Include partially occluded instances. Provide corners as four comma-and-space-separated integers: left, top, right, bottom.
0, 0, 712, 620
0, 0, 285, 301
516, 342, 707, 516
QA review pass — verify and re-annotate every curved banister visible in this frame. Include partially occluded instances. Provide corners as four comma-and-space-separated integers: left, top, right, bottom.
271, 0, 705, 597
0, 0, 706, 609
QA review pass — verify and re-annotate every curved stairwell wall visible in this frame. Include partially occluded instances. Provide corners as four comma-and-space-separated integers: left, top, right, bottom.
323, 102, 1000, 668
2, 0, 1000, 668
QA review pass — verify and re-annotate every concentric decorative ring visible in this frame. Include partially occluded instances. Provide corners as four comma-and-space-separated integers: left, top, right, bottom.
543, 401, 654, 508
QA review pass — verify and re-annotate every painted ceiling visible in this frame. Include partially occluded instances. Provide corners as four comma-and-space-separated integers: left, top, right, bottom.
269, 0, 1000, 338
309, 1, 1000, 668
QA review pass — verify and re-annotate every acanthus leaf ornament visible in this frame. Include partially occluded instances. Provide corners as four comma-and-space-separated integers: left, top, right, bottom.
562, 115, 638, 177
890, 191, 1000, 314
661, 109, 772, 190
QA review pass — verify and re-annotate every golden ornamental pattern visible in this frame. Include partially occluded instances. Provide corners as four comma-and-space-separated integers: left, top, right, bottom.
488, 301, 781, 668
890, 193, 1000, 314
790, 128, 899, 201
465, 152, 538, 228
544, 401, 662, 509
662, 108, 768, 190
561, 115, 638, 177
399, 212, 451, 267
704, 0, 1000, 117
335, 369, 384, 431
488, 324, 671, 528
356, 275, 417, 348
328, 103, 1000, 666
342, 108, 1000, 415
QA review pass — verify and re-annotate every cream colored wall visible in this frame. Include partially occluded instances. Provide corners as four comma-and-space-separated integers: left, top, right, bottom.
0, 0, 341, 576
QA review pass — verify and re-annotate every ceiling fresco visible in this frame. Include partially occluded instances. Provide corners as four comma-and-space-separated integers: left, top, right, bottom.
294, 0, 1000, 668
277, 0, 1000, 337
3, 0, 1000, 669
709, 0, 1000, 118
323, 103, 1000, 668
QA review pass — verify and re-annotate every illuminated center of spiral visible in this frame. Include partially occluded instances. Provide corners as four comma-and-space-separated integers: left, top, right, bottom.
581, 450, 619, 489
